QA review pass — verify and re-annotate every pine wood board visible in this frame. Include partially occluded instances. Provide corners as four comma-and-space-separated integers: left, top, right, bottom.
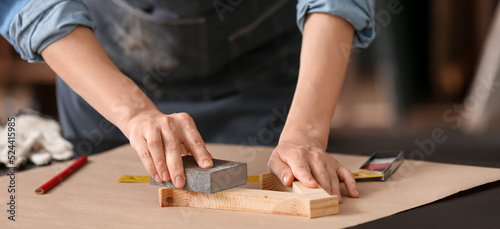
159, 173, 338, 218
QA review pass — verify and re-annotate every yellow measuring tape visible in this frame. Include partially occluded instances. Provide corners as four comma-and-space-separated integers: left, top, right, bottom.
352, 172, 384, 179
117, 175, 151, 183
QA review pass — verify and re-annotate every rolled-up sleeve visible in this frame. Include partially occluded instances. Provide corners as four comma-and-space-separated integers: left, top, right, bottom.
1, 0, 95, 62
297, 0, 375, 48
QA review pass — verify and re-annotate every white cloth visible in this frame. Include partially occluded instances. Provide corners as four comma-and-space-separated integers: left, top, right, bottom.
0, 110, 73, 167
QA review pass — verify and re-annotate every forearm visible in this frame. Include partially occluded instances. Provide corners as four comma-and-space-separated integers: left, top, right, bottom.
41, 26, 159, 137
282, 13, 354, 147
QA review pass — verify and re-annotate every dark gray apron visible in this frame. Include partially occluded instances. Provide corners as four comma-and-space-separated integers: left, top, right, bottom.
57, 0, 301, 156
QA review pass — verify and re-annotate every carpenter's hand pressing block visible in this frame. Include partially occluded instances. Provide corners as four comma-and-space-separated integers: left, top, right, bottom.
150, 156, 247, 193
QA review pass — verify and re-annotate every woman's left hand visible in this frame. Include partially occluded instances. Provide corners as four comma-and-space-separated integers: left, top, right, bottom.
267, 134, 359, 203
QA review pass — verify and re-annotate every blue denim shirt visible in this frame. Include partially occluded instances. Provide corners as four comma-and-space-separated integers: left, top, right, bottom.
0, 0, 95, 62
297, 0, 375, 48
0, 0, 374, 63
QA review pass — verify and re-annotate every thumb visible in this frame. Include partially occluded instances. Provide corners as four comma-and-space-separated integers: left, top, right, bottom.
267, 154, 294, 187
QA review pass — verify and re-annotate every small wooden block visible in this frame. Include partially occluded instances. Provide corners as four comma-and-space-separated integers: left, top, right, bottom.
158, 173, 338, 218
260, 173, 292, 192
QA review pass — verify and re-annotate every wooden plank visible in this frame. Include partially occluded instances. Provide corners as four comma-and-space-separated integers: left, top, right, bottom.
260, 173, 338, 217
159, 173, 339, 218
291, 181, 338, 218
159, 187, 312, 217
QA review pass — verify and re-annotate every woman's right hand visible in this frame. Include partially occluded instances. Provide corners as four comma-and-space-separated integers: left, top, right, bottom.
124, 111, 214, 188
40, 26, 213, 188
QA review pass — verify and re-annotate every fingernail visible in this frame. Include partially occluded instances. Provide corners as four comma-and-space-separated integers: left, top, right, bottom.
354, 188, 359, 195
282, 173, 289, 184
309, 178, 317, 184
175, 176, 184, 187
203, 159, 212, 167
162, 171, 170, 181
154, 174, 161, 183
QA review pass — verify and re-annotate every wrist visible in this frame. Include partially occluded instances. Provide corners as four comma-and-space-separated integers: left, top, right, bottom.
280, 120, 330, 150
114, 105, 162, 138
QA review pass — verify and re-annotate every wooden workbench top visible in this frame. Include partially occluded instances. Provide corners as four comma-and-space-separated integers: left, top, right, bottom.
1, 144, 499, 228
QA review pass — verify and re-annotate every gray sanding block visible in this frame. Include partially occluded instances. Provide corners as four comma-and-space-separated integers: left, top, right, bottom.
150, 156, 247, 193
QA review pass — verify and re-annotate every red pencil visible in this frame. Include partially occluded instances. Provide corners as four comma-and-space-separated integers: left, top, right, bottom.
35, 156, 88, 195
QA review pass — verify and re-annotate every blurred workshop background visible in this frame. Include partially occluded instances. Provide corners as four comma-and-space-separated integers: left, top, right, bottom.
1, 0, 499, 167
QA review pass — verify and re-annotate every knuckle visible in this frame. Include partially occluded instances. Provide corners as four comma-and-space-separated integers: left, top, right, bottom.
165, 142, 180, 151
146, 136, 160, 145
297, 164, 310, 172
145, 163, 155, 171
138, 149, 149, 159
296, 149, 307, 157
155, 160, 166, 168
176, 112, 191, 120
169, 163, 182, 171
318, 171, 329, 178
190, 138, 204, 148
347, 180, 357, 186
160, 116, 171, 125
341, 166, 352, 174
311, 151, 323, 160
336, 166, 346, 174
